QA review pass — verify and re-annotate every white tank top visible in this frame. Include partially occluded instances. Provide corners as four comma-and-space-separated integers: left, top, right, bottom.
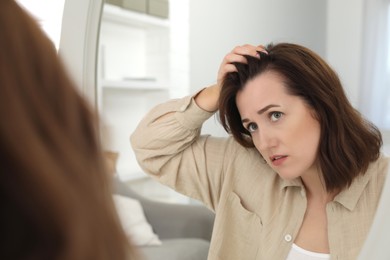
286, 243, 331, 260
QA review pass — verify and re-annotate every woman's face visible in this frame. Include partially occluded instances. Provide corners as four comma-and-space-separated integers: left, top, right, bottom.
236, 71, 321, 180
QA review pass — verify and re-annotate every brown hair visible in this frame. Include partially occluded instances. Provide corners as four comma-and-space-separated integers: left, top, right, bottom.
219, 43, 382, 192
0, 1, 139, 259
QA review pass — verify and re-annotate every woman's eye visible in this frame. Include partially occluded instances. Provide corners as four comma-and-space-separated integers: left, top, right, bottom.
270, 112, 283, 122
247, 123, 258, 133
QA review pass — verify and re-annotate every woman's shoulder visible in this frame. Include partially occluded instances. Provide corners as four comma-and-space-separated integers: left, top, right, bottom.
364, 153, 390, 187
373, 153, 390, 177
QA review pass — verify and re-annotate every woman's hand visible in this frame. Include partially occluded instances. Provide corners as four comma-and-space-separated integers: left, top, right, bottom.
195, 44, 266, 112
217, 44, 267, 87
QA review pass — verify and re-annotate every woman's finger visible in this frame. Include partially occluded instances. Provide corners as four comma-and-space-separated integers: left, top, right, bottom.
231, 44, 262, 58
223, 52, 248, 64
217, 43, 267, 86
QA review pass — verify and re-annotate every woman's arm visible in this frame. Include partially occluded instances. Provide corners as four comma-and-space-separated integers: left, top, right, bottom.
130, 94, 228, 210
130, 44, 265, 209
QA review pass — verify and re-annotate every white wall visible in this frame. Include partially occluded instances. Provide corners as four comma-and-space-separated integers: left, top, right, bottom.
326, 1, 390, 153
189, 0, 327, 92
326, 0, 364, 108
189, 0, 327, 136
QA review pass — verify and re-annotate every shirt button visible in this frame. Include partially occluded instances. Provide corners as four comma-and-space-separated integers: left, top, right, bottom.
284, 234, 292, 242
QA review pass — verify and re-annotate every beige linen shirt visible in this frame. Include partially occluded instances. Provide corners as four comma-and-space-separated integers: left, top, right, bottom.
130, 95, 389, 260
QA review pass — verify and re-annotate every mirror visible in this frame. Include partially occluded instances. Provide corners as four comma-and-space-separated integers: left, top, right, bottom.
58, 0, 389, 258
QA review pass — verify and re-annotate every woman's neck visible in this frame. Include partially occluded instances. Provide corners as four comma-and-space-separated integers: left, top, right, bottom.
300, 170, 338, 203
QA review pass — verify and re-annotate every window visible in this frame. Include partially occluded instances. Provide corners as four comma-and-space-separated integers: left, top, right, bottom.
17, 0, 65, 50
386, 4, 390, 128
359, 0, 390, 131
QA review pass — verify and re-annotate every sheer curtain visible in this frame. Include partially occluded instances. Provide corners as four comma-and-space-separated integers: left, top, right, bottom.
359, 0, 390, 129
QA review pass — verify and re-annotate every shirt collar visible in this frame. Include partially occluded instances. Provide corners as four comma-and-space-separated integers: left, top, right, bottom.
334, 157, 383, 211
280, 177, 303, 189
333, 171, 373, 211
278, 159, 380, 211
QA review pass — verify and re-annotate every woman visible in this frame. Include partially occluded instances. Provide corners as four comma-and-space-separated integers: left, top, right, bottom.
0, 1, 139, 259
131, 43, 389, 259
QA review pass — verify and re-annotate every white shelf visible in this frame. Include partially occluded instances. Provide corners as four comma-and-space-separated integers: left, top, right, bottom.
103, 4, 170, 28
101, 79, 168, 90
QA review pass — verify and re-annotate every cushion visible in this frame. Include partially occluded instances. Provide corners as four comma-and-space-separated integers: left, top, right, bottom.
113, 194, 162, 246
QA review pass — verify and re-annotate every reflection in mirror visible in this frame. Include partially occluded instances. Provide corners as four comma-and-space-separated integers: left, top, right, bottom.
97, 0, 390, 205
97, 0, 329, 203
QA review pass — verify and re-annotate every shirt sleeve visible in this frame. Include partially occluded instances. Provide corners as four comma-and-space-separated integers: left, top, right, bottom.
130, 93, 233, 211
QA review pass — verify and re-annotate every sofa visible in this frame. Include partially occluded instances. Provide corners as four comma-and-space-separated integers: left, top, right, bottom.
111, 177, 215, 260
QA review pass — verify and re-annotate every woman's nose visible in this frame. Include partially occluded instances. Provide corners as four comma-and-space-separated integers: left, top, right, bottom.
256, 130, 277, 151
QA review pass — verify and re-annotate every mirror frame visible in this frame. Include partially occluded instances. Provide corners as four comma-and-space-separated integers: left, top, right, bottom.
59, 0, 103, 107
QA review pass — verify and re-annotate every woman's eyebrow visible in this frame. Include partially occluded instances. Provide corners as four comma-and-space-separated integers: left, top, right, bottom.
257, 104, 280, 115
241, 104, 281, 123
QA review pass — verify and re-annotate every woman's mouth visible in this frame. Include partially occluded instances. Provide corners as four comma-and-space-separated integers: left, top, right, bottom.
270, 155, 288, 166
